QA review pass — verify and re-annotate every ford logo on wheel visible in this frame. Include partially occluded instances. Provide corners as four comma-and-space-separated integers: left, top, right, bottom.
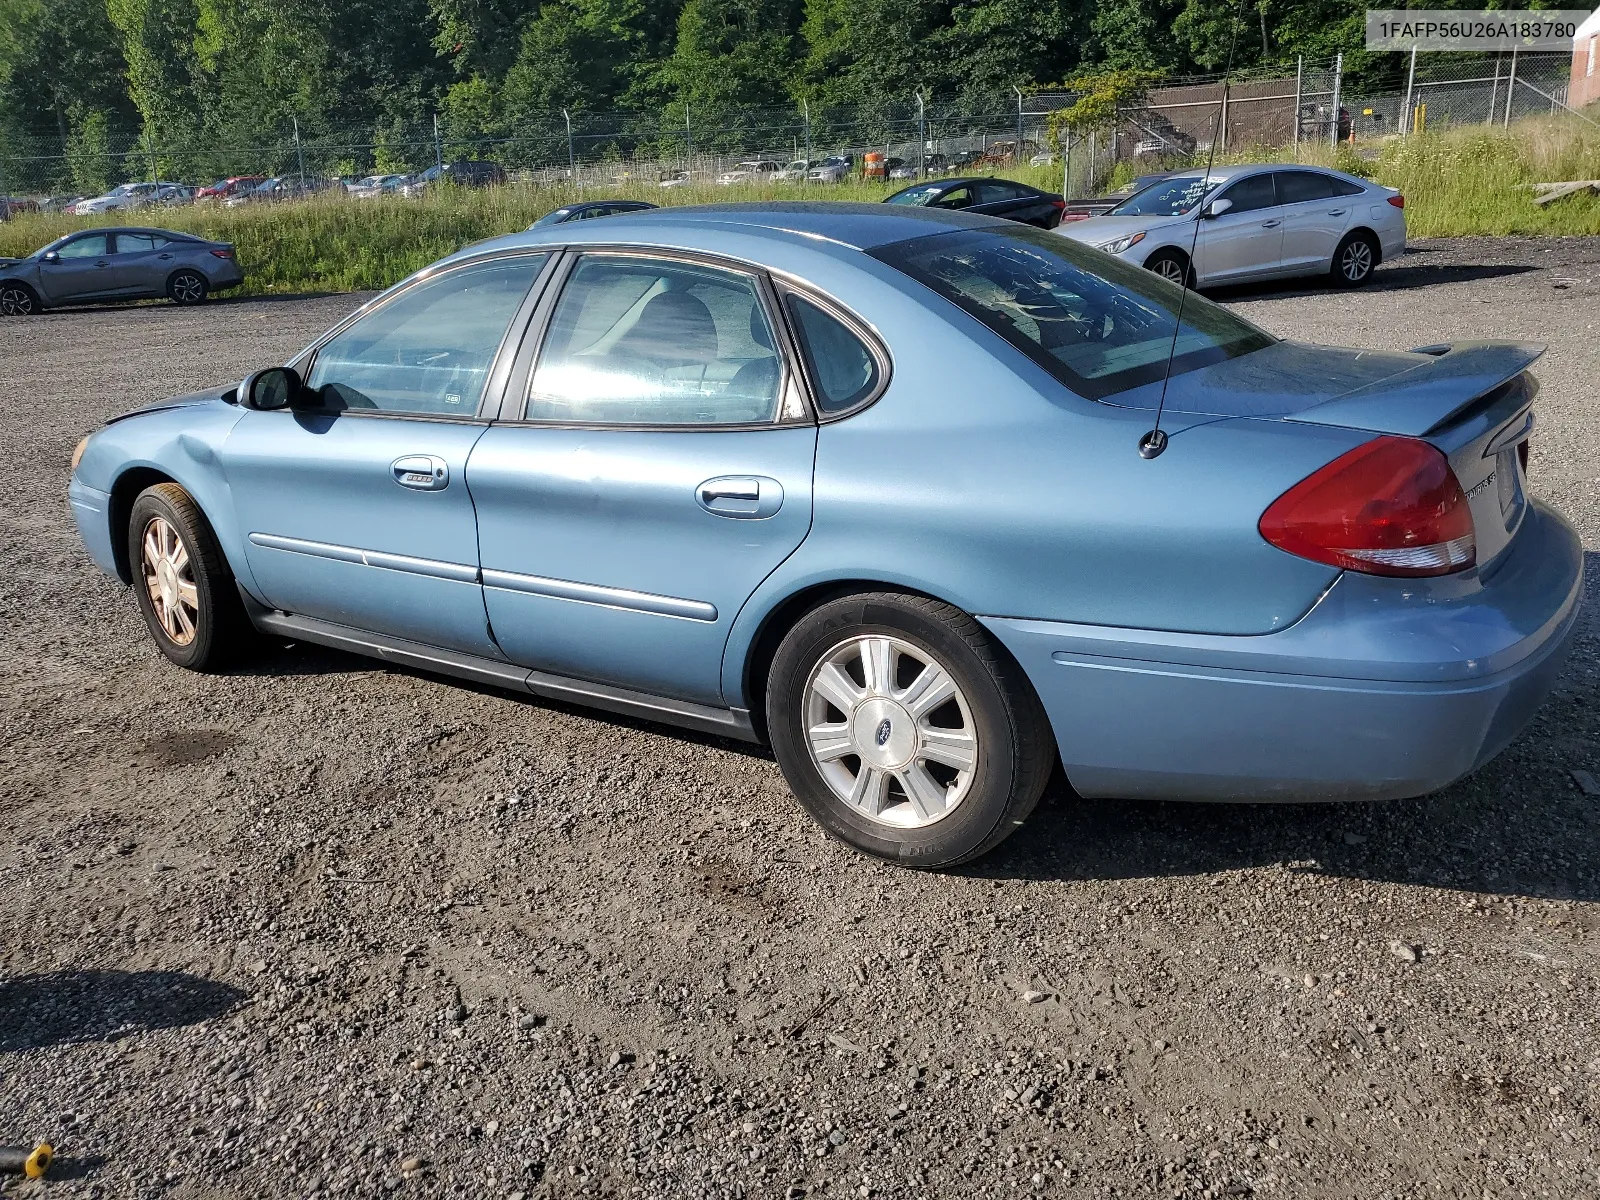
875, 718, 892, 747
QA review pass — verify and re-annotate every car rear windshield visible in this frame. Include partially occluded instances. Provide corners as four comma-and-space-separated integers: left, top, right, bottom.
869, 225, 1276, 401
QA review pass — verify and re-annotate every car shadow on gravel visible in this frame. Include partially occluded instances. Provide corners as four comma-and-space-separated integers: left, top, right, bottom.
0, 970, 247, 1053
1207, 258, 1536, 303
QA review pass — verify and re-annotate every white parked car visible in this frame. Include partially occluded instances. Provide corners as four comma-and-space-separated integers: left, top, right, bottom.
807, 156, 852, 183
73, 182, 188, 214
1057, 163, 1405, 288
716, 160, 782, 185
658, 171, 692, 189
776, 159, 812, 181
349, 173, 410, 199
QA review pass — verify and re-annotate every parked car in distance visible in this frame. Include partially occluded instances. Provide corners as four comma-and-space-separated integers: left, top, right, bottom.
884, 177, 1065, 228
777, 160, 812, 181
658, 170, 692, 189
1057, 163, 1405, 288
196, 176, 267, 202
402, 161, 507, 197
532, 200, 657, 226
66, 203, 1577, 869
717, 161, 783, 185
1059, 171, 1183, 223
1, 226, 242, 313
808, 155, 853, 183
349, 173, 410, 199
1, 196, 40, 220
73, 182, 189, 214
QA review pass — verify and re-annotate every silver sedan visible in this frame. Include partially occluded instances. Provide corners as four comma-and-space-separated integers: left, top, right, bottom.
1058, 163, 1406, 288
0, 227, 244, 314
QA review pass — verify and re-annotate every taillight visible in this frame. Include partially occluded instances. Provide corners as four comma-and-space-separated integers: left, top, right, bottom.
1050, 197, 1066, 209
1259, 436, 1475, 577
1387, 194, 1405, 208
211, 248, 234, 259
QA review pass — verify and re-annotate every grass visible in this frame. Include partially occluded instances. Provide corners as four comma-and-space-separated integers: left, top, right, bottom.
3, 115, 1597, 295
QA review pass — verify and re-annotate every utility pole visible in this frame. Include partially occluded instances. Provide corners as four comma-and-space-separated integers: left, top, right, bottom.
145, 125, 158, 185
916, 93, 925, 178
1487, 54, 1501, 126
432, 112, 443, 172
1062, 127, 1071, 199
1329, 52, 1343, 148
1219, 86, 1229, 153
1403, 46, 1417, 137
802, 98, 811, 183
1014, 86, 1024, 158
685, 103, 693, 178
1292, 55, 1303, 159
1504, 47, 1518, 128
293, 116, 305, 187
563, 108, 575, 184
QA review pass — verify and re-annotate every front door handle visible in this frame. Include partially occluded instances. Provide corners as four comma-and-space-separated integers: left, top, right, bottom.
1327, 208, 1347, 216
392, 455, 449, 491
158, 252, 174, 260
1260, 219, 1282, 228
698, 475, 783, 519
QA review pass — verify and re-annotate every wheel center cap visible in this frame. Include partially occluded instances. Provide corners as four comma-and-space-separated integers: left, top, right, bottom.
851, 697, 916, 771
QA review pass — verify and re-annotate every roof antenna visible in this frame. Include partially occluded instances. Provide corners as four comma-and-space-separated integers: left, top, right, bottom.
1139, 7, 1246, 460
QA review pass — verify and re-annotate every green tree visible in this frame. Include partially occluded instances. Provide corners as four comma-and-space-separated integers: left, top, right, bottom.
664, 0, 802, 112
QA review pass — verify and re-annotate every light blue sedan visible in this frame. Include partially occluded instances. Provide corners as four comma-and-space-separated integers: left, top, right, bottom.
67, 203, 1583, 867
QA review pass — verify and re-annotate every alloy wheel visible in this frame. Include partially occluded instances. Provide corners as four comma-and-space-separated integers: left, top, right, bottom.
802, 633, 979, 829
141, 515, 199, 645
1151, 257, 1186, 285
1340, 240, 1373, 282
171, 273, 205, 304
0, 285, 35, 316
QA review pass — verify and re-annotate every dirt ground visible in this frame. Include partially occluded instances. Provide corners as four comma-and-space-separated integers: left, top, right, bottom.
2, 236, 1599, 1200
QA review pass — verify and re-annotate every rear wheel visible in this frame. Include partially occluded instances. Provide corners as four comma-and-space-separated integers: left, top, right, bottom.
0, 281, 39, 315
766, 592, 1053, 868
167, 270, 208, 306
1143, 249, 1192, 287
128, 483, 250, 670
1331, 231, 1378, 286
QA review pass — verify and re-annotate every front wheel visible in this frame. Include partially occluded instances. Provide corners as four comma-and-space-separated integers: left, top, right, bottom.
766, 593, 1053, 868
127, 483, 250, 670
0, 281, 39, 315
1143, 249, 1192, 287
168, 270, 208, 306
1331, 232, 1378, 287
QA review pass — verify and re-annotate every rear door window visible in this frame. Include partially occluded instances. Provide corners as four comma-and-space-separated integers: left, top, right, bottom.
1275, 171, 1339, 204
113, 233, 170, 253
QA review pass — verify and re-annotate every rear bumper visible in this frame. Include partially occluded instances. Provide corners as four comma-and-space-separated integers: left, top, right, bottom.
982, 500, 1583, 802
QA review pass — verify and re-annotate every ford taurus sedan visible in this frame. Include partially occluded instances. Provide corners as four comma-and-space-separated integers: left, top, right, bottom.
1, 227, 242, 314
67, 203, 1581, 867
1058, 163, 1405, 288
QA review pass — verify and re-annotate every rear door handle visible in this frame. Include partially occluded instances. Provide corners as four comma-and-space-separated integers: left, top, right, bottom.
158, 253, 174, 260
392, 455, 449, 491
698, 475, 783, 519
1328, 208, 1347, 216
1260, 219, 1282, 228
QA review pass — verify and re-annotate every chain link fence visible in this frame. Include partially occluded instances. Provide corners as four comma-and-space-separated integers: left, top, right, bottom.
0, 53, 1584, 207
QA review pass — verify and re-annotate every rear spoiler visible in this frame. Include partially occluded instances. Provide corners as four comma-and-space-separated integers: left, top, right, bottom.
1285, 341, 1544, 437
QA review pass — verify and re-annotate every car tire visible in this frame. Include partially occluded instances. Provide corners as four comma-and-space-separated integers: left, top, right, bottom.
0, 280, 40, 315
765, 592, 1053, 869
127, 483, 250, 671
1331, 231, 1378, 287
167, 270, 209, 306
1143, 249, 1193, 287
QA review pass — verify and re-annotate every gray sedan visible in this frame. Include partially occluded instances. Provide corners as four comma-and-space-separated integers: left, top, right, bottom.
0, 227, 245, 315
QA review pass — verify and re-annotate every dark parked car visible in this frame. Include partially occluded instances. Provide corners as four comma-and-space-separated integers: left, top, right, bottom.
403, 161, 507, 196
0, 227, 243, 314
532, 200, 658, 227
883, 177, 1065, 228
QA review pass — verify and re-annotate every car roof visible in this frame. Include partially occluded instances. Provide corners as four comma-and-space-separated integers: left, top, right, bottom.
448, 201, 1010, 258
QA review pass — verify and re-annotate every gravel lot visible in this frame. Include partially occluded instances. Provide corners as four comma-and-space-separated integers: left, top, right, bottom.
2, 237, 1599, 1200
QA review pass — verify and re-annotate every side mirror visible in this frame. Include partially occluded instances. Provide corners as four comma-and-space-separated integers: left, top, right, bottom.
240, 366, 303, 411
1202, 198, 1233, 219
41, 250, 60, 263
